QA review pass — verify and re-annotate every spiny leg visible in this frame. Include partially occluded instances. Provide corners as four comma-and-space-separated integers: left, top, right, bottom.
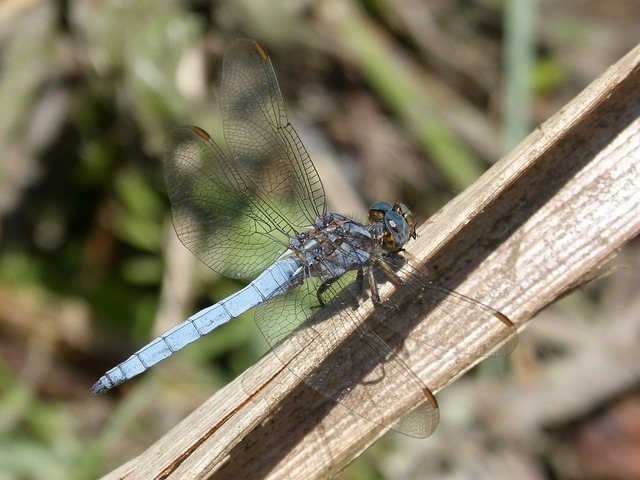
369, 258, 407, 309
316, 268, 365, 308
355, 268, 364, 298
316, 277, 338, 307
376, 256, 408, 286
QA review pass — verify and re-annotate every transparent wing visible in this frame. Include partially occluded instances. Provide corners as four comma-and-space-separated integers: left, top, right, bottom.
251, 270, 439, 438
221, 39, 326, 227
368, 251, 518, 358
164, 39, 327, 278
164, 126, 292, 278
243, 240, 516, 437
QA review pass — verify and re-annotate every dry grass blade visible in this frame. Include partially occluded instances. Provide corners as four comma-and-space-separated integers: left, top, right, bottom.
100, 43, 640, 480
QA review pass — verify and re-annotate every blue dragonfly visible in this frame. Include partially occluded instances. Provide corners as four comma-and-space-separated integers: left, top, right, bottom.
91, 39, 517, 437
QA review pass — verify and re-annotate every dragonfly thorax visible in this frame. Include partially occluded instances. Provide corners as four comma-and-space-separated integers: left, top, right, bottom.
290, 213, 375, 279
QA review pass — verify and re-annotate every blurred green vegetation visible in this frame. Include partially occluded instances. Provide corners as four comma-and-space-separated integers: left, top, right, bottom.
0, 0, 637, 479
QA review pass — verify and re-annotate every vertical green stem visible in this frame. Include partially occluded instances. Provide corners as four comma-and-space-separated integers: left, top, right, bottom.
503, 0, 538, 152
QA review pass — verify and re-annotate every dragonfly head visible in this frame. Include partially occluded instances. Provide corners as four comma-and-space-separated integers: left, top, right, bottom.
368, 201, 417, 252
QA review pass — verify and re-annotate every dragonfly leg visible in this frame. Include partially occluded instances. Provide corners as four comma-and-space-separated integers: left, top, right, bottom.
317, 271, 363, 309
368, 267, 382, 305
355, 268, 365, 297
376, 257, 408, 286
316, 278, 337, 307
369, 258, 407, 310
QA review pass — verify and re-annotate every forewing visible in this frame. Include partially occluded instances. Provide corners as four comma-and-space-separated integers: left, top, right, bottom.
369, 251, 518, 358
221, 39, 326, 228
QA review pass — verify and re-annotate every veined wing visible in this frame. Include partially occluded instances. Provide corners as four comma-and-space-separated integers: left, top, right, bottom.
221, 39, 326, 228
248, 269, 439, 438
164, 39, 326, 278
244, 239, 516, 436
367, 250, 518, 358
165, 126, 293, 278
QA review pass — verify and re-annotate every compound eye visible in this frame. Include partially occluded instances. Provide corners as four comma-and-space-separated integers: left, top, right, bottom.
403, 211, 416, 239
371, 201, 393, 212
384, 211, 410, 251
393, 202, 416, 239
368, 201, 393, 222
394, 202, 409, 214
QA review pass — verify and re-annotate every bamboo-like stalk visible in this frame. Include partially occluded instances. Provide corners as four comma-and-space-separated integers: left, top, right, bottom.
101, 43, 640, 480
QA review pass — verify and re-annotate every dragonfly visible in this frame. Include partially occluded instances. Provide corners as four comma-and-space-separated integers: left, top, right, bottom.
91, 39, 517, 438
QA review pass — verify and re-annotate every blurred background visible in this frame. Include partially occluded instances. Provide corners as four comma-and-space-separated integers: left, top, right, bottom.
0, 0, 638, 479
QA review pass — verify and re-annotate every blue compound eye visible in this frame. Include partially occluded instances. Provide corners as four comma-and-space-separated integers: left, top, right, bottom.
370, 201, 393, 212
384, 210, 410, 250
368, 201, 393, 222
